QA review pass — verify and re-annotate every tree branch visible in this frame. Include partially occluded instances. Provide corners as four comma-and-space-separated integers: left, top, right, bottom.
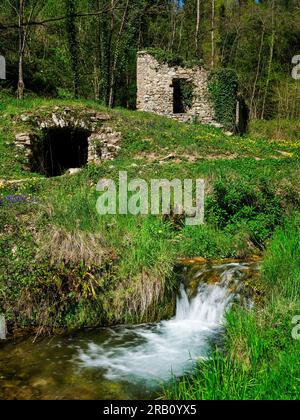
0, 3, 121, 31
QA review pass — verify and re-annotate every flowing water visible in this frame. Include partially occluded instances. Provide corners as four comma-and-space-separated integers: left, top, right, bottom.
0, 261, 260, 400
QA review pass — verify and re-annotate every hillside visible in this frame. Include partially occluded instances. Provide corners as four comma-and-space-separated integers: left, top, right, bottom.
0, 95, 300, 399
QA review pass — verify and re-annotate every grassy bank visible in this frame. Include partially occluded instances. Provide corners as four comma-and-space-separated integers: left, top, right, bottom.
165, 217, 300, 400
250, 118, 300, 142
1, 94, 300, 339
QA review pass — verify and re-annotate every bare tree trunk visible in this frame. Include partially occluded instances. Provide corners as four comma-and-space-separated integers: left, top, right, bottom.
17, 0, 37, 99
261, 0, 275, 119
211, 0, 215, 68
195, 0, 200, 54
178, 12, 183, 52
250, 21, 265, 119
94, 0, 102, 101
169, 1, 177, 52
108, 0, 129, 108
17, 0, 25, 99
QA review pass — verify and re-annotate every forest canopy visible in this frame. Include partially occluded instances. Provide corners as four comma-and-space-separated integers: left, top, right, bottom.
1, 0, 300, 120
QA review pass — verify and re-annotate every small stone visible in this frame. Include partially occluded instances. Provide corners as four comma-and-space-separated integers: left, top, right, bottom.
12, 245, 17, 257
162, 153, 176, 161
15, 133, 30, 143
20, 115, 30, 122
0, 315, 7, 340
67, 168, 82, 176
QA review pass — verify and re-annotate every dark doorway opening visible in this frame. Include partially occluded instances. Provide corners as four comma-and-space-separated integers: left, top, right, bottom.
173, 79, 194, 114
31, 128, 90, 177
173, 79, 185, 113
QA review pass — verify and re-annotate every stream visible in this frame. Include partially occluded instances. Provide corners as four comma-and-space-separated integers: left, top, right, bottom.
0, 261, 260, 400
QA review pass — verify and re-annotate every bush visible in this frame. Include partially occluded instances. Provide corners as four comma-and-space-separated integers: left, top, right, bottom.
206, 179, 283, 248
262, 216, 300, 299
208, 68, 238, 131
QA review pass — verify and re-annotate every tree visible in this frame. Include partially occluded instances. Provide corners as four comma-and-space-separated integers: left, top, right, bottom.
17, 0, 40, 99
65, 0, 79, 98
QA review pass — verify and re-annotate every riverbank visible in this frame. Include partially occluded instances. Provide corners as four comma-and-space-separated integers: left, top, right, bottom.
0, 260, 261, 400
165, 218, 300, 400
1, 94, 300, 399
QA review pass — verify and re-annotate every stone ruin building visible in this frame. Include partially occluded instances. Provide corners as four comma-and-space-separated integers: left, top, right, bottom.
137, 51, 217, 125
137, 51, 248, 132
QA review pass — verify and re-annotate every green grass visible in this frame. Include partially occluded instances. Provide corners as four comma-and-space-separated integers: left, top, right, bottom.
165, 218, 300, 400
1, 92, 300, 380
250, 118, 300, 142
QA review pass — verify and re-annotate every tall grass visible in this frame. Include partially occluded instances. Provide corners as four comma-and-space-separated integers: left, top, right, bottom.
165, 216, 300, 400
262, 217, 300, 299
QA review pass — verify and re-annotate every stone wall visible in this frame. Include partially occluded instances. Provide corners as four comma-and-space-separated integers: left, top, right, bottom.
137, 52, 218, 125
14, 107, 122, 174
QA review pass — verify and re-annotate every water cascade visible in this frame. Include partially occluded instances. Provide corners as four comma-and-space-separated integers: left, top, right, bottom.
0, 261, 259, 400
76, 261, 257, 386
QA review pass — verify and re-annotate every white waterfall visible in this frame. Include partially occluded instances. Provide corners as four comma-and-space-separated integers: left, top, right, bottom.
76, 263, 256, 385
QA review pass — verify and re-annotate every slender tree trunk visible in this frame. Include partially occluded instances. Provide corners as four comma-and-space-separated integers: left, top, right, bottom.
108, 0, 129, 108
178, 12, 183, 52
94, 0, 102, 101
211, 0, 215, 68
99, 1, 109, 104
195, 0, 200, 54
250, 22, 265, 119
261, 0, 275, 119
17, 0, 36, 99
169, 1, 177, 52
101, 0, 115, 105
66, 0, 79, 98
17, 0, 25, 99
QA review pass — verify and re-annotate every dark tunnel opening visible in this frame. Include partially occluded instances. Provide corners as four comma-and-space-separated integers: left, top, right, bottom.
31, 127, 91, 177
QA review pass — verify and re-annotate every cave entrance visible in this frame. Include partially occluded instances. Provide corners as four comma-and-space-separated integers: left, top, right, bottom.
34, 127, 90, 177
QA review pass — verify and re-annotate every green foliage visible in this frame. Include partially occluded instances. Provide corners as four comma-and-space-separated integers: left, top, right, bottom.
1, 96, 300, 336
65, 0, 79, 98
178, 225, 235, 259
177, 79, 194, 111
250, 119, 300, 142
262, 216, 300, 300
206, 178, 284, 249
208, 68, 238, 131
144, 48, 202, 68
144, 48, 185, 67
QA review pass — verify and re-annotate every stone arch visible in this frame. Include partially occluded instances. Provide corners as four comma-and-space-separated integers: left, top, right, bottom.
14, 108, 122, 176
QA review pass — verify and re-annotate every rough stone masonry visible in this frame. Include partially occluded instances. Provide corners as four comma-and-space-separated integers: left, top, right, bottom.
136, 51, 219, 125
14, 107, 122, 175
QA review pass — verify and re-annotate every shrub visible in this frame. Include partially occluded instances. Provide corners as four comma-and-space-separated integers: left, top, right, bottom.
206, 179, 283, 248
208, 68, 238, 131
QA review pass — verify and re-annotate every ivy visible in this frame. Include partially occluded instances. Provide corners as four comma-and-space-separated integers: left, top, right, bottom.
145, 48, 203, 68
177, 79, 194, 111
208, 68, 238, 131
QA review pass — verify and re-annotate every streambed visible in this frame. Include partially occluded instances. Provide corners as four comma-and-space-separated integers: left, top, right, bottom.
0, 261, 260, 400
